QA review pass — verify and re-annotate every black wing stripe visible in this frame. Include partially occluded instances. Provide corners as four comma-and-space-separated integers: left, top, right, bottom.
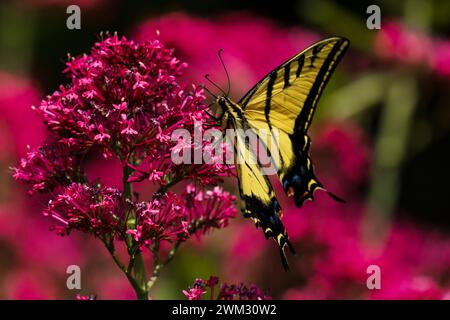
283, 63, 291, 89
294, 39, 347, 133
295, 55, 305, 78
265, 71, 277, 131
310, 41, 327, 67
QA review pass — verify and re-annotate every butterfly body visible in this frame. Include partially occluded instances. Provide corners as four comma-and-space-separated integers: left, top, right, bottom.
214, 37, 349, 270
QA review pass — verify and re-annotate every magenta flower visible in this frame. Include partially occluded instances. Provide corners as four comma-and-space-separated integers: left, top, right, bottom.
183, 276, 271, 300
375, 21, 432, 67
127, 193, 188, 249
431, 40, 450, 76
43, 183, 125, 237
35, 34, 187, 159
76, 294, 96, 300
182, 279, 207, 300
12, 140, 82, 195
12, 34, 237, 300
374, 20, 450, 78
127, 185, 237, 251
184, 185, 238, 236
0, 72, 43, 156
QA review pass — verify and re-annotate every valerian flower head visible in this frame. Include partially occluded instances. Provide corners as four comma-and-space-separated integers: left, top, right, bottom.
127, 185, 237, 251
43, 183, 125, 237
12, 139, 83, 195
183, 276, 271, 300
184, 185, 237, 236
217, 283, 272, 300
15, 33, 231, 195
75, 294, 96, 300
12, 34, 237, 299
127, 193, 189, 249
37, 34, 187, 158
182, 278, 207, 300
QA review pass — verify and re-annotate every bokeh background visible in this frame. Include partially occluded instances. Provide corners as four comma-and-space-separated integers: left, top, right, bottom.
1, 0, 450, 299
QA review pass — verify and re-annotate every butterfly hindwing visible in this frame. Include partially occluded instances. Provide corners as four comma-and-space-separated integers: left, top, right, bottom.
229, 118, 295, 270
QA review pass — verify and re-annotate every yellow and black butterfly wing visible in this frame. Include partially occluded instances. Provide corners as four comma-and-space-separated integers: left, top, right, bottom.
242, 37, 349, 207
230, 123, 295, 270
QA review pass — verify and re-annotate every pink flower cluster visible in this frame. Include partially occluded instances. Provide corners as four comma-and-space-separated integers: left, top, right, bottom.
183, 276, 271, 300
375, 20, 450, 77
13, 140, 81, 195
44, 183, 124, 236
12, 34, 236, 258
76, 294, 96, 300
127, 185, 237, 250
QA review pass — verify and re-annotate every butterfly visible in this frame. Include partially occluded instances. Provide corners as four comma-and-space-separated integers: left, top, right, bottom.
207, 37, 349, 270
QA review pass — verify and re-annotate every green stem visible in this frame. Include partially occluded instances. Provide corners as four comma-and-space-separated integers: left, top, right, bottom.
363, 73, 417, 243
133, 253, 148, 299
113, 166, 191, 298
147, 239, 183, 292
123, 165, 133, 201
122, 163, 149, 299
145, 219, 204, 291
103, 238, 147, 299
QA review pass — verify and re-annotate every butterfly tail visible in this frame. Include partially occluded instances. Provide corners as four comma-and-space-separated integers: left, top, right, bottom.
327, 191, 346, 203
280, 248, 290, 271
279, 237, 296, 271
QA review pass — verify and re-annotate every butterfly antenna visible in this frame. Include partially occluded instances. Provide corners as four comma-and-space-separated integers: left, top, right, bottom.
202, 84, 219, 100
205, 74, 227, 96
218, 49, 231, 96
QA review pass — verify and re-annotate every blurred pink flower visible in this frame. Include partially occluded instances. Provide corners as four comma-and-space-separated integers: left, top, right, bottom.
135, 13, 318, 99
4, 270, 57, 299
92, 275, 136, 300
431, 40, 450, 76
0, 72, 43, 156
76, 294, 96, 300
313, 122, 370, 187
375, 21, 432, 67
375, 20, 450, 78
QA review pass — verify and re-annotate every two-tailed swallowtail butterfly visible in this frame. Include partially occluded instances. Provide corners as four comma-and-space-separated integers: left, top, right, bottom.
209, 37, 349, 270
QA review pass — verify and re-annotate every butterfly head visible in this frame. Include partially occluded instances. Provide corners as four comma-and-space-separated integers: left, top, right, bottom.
217, 95, 241, 115
217, 96, 228, 110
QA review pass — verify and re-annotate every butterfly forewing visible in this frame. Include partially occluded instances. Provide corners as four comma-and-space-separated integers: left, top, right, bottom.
242, 37, 348, 206
242, 37, 349, 133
